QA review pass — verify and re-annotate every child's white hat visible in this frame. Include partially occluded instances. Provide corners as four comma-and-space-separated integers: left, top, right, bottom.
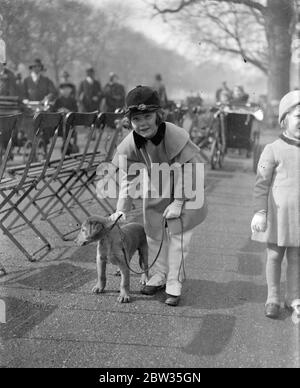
279, 90, 300, 123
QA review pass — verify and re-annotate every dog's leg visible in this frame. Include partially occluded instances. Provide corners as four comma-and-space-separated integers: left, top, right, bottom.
92, 242, 107, 294
117, 262, 130, 303
139, 245, 149, 285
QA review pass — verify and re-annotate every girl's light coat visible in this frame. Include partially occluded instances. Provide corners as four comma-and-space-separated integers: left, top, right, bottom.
252, 137, 300, 247
112, 122, 207, 240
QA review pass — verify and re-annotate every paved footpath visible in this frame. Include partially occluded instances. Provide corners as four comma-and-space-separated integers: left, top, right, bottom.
0, 150, 300, 368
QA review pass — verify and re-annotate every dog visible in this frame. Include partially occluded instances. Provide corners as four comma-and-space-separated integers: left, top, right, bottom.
75, 216, 149, 303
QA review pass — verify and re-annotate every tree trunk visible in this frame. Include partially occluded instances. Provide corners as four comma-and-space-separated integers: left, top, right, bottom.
264, 0, 293, 104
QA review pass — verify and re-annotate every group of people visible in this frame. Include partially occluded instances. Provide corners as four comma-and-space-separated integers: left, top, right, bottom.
2, 58, 299, 319
216, 81, 249, 106
0, 59, 171, 119
103, 85, 300, 318
0, 58, 127, 115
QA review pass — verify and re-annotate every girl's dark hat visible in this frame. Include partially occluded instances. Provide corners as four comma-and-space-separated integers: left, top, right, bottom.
125, 85, 161, 114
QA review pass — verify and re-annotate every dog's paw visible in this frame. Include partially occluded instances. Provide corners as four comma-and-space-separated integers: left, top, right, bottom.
117, 293, 131, 303
92, 284, 105, 294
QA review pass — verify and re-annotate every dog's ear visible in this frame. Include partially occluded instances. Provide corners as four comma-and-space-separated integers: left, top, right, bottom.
92, 220, 106, 234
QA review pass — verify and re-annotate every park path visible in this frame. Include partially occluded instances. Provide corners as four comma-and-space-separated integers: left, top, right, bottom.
0, 143, 299, 368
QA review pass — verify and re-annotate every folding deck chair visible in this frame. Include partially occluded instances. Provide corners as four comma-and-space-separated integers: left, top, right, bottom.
33, 113, 125, 240
12, 112, 104, 241
61, 112, 125, 213
0, 112, 63, 261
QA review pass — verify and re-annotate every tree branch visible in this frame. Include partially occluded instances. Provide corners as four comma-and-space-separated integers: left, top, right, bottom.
153, 0, 266, 15
201, 37, 268, 73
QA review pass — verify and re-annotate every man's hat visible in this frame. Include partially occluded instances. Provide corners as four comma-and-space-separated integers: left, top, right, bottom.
279, 90, 300, 123
29, 58, 45, 71
86, 67, 94, 74
62, 70, 70, 78
125, 85, 161, 115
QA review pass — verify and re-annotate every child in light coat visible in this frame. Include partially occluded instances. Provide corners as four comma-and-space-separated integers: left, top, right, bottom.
104, 86, 207, 306
251, 90, 300, 319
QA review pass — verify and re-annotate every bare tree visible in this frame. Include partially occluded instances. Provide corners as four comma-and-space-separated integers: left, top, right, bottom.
152, 0, 297, 102
0, 0, 37, 67
33, 0, 93, 84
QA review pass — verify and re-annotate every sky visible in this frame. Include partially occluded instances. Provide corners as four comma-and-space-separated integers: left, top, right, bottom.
87, 0, 192, 55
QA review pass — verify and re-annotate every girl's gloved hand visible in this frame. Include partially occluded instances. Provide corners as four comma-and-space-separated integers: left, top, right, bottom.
109, 211, 126, 222
163, 200, 184, 219
251, 211, 267, 233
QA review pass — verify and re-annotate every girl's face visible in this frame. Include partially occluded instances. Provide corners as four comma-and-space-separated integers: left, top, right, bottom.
131, 112, 158, 139
286, 104, 300, 139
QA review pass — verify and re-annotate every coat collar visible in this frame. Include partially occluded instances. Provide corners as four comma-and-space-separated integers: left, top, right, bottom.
133, 123, 166, 149
116, 121, 191, 162
280, 133, 300, 147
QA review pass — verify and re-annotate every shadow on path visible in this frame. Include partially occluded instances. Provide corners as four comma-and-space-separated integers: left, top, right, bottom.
183, 313, 236, 356
0, 297, 57, 340
184, 278, 266, 310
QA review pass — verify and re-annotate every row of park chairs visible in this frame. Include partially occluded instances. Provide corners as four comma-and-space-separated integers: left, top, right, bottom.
0, 111, 124, 263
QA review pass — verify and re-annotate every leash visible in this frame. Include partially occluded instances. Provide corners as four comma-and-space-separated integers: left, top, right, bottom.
109, 213, 124, 231
118, 217, 166, 276
112, 214, 186, 284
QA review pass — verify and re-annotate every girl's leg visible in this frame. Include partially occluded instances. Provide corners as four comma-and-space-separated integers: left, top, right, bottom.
166, 228, 194, 297
145, 234, 168, 287
285, 247, 300, 306
266, 243, 285, 305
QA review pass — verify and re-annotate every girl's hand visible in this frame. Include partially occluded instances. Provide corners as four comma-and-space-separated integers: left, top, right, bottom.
163, 200, 184, 219
109, 211, 126, 222
251, 212, 267, 233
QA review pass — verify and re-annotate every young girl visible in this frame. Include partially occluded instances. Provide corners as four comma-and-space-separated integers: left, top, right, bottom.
251, 90, 300, 319
106, 85, 207, 306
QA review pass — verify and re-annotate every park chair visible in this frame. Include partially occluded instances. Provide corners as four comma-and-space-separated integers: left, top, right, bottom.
60, 112, 125, 214
0, 112, 63, 261
36, 112, 124, 228
16, 112, 103, 241
0, 113, 21, 162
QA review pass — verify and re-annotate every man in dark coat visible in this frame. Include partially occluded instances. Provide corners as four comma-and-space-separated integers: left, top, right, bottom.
152, 73, 168, 108
78, 67, 102, 112
0, 63, 17, 96
103, 73, 126, 112
22, 59, 57, 102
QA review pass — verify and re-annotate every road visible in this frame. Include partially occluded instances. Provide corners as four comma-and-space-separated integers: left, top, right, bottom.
0, 145, 299, 368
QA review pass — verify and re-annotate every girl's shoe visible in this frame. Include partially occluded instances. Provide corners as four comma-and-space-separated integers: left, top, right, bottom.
165, 294, 180, 306
265, 303, 280, 319
285, 300, 300, 318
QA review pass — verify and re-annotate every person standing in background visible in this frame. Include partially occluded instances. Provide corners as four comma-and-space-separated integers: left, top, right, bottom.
0, 62, 17, 96
22, 58, 57, 103
103, 72, 126, 112
78, 67, 102, 112
152, 73, 168, 108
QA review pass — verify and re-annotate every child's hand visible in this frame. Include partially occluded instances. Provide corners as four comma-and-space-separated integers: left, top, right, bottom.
251, 212, 267, 233
163, 200, 184, 219
109, 211, 126, 222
